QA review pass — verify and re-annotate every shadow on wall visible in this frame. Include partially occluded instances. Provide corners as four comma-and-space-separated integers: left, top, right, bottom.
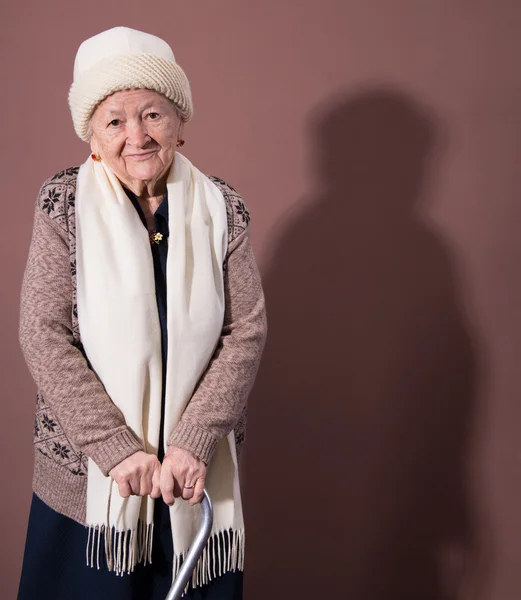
243, 88, 484, 600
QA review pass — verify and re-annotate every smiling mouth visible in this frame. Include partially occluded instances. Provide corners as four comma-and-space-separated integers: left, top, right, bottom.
125, 151, 157, 160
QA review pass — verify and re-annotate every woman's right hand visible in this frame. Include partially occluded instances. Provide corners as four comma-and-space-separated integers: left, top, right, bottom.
108, 451, 162, 499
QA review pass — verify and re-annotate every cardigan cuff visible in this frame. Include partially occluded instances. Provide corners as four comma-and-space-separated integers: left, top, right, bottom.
84, 429, 144, 476
168, 422, 219, 465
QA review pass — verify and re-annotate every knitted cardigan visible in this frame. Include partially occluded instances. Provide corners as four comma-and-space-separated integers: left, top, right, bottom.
19, 167, 267, 525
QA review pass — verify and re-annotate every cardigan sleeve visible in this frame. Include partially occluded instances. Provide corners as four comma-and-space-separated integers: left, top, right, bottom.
20, 190, 144, 476
168, 210, 267, 464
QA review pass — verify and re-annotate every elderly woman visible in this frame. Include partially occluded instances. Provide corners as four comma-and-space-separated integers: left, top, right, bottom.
18, 27, 266, 600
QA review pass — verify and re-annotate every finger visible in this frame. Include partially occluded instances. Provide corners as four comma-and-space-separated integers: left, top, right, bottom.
173, 476, 184, 498
129, 472, 142, 496
182, 481, 195, 501
189, 477, 205, 506
172, 466, 185, 498
117, 480, 132, 499
150, 463, 162, 499
160, 462, 176, 506
140, 470, 153, 497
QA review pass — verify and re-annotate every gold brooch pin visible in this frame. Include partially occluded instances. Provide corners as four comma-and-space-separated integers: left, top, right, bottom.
151, 232, 163, 245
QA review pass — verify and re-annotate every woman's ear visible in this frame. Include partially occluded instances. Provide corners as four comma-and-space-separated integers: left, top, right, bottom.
90, 135, 99, 155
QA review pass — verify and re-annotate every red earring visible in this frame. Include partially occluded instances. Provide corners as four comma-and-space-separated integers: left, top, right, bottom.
176, 139, 185, 148
91, 153, 101, 162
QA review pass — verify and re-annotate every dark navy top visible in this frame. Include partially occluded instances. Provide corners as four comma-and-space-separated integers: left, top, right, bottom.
125, 188, 170, 459
125, 189, 169, 362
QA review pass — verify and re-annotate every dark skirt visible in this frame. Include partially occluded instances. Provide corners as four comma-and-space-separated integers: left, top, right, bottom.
18, 494, 243, 600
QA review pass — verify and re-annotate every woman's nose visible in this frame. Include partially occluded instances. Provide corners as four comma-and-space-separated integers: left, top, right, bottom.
126, 121, 150, 147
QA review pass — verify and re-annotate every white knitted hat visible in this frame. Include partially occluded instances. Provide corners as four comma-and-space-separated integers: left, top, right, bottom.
69, 27, 193, 141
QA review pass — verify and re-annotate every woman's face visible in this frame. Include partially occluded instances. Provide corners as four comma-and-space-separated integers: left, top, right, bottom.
89, 89, 182, 196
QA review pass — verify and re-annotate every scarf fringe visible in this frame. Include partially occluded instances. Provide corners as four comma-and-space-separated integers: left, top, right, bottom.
86, 522, 245, 587
86, 520, 154, 575
174, 528, 245, 594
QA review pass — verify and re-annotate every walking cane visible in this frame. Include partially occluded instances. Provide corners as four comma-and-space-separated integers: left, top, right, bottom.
165, 490, 214, 600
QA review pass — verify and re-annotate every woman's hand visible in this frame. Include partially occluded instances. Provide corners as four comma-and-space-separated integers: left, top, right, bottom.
160, 446, 206, 507
109, 451, 162, 499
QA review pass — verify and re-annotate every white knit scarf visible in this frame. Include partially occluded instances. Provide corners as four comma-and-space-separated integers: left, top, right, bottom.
75, 152, 245, 585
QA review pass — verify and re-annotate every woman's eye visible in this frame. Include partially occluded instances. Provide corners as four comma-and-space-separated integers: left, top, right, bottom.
147, 112, 160, 120
108, 119, 121, 127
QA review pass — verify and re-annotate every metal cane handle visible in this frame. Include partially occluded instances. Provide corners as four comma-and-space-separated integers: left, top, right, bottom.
165, 490, 214, 600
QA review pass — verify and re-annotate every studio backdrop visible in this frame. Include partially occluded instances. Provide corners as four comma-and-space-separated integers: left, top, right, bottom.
2, 1, 521, 599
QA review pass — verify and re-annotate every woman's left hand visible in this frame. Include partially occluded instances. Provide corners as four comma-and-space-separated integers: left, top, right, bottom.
160, 446, 206, 507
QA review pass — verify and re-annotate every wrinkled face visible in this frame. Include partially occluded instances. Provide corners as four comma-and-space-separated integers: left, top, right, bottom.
89, 89, 182, 193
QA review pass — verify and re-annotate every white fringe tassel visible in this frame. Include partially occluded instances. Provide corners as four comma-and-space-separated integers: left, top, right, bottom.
86, 523, 245, 589
86, 520, 155, 576
183, 528, 245, 593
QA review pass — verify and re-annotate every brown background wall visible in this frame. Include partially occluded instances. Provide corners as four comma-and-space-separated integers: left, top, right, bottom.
1, 1, 521, 598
